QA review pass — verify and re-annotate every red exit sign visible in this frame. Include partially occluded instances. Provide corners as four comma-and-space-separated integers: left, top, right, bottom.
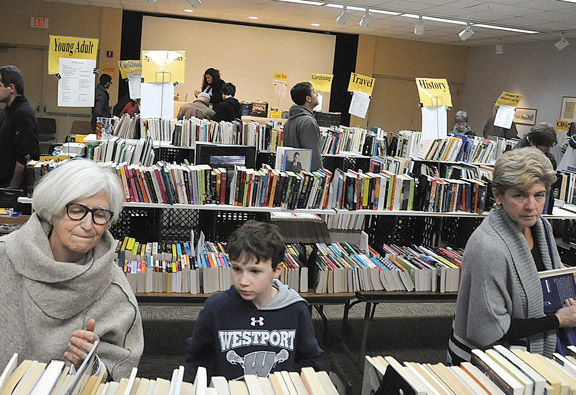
31, 17, 49, 29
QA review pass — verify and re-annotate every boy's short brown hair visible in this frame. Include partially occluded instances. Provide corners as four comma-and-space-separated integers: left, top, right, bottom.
227, 220, 285, 269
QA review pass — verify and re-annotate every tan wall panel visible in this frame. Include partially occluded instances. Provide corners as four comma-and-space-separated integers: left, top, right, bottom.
0, 0, 122, 141
353, 34, 469, 130
367, 76, 463, 131
141, 16, 336, 112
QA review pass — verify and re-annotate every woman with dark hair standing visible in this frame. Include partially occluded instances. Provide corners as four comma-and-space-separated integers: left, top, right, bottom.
200, 68, 225, 108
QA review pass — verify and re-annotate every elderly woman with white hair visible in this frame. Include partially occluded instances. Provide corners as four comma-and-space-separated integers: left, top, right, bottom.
448, 147, 576, 364
0, 159, 143, 379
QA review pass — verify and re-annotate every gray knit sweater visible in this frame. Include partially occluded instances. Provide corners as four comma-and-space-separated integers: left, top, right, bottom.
0, 213, 143, 379
450, 207, 562, 361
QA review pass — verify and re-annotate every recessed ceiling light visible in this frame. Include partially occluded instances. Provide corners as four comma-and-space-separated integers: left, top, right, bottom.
249, 16, 259, 19
183, 9, 194, 12
278, 0, 325, 5
311, 23, 320, 26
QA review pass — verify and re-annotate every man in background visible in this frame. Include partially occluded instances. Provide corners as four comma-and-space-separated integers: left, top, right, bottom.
482, 107, 519, 139
177, 92, 215, 120
283, 82, 322, 171
214, 83, 241, 122
0, 65, 39, 191
91, 73, 112, 131
451, 110, 475, 136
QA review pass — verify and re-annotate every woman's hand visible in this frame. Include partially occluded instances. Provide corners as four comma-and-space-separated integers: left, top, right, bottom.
64, 319, 100, 369
556, 299, 576, 327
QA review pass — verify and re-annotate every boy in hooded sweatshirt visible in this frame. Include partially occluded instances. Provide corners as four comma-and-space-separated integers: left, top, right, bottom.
185, 221, 324, 380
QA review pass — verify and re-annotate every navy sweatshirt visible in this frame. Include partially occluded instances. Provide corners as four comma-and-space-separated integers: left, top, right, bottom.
186, 280, 324, 380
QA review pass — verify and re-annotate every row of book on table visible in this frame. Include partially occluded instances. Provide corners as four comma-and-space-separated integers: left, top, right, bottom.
97, 112, 516, 163
0, 344, 339, 395
28, 157, 498, 215
363, 345, 576, 395
117, 234, 463, 294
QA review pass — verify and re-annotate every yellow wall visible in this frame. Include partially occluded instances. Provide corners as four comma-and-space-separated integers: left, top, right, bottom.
352, 34, 469, 131
141, 16, 336, 112
0, 0, 122, 142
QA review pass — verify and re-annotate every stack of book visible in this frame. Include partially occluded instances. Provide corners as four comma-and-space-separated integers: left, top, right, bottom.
415, 135, 513, 164
311, 242, 462, 294
118, 238, 309, 294
0, 350, 339, 394
89, 136, 155, 166
553, 168, 576, 208
363, 345, 576, 395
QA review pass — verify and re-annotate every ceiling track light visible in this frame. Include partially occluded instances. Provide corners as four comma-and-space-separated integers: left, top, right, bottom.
336, 6, 351, 25
414, 16, 424, 36
146, 0, 156, 4
186, 0, 202, 8
359, 9, 371, 28
459, 23, 475, 42
555, 34, 570, 51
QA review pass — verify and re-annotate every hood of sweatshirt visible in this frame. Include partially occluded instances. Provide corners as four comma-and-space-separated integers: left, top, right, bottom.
288, 105, 313, 119
260, 279, 306, 310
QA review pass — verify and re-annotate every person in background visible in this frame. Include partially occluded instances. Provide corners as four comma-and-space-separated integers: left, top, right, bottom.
451, 110, 475, 136
177, 92, 215, 120
119, 98, 140, 117
198, 68, 225, 108
92, 74, 112, 131
186, 221, 324, 380
448, 148, 576, 364
113, 94, 131, 117
0, 65, 39, 191
558, 135, 576, 171
283, 82, 322, 171
482, 109, 519, 139
513, 122, 558, 168
213, 83, 241, 122
0, 159, 144, 380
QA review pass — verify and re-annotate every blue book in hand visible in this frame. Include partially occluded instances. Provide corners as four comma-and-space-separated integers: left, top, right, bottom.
539, 267, 576, 314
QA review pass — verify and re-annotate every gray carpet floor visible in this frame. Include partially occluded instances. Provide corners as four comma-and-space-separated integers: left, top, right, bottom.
138, 301, 456, 393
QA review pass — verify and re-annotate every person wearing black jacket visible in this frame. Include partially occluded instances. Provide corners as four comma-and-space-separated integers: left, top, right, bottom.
0, 65, 39, 190
91, 74, 112, 131
199, 68, 225, 108
213, 83, 241, 122
186, 221, 324, 380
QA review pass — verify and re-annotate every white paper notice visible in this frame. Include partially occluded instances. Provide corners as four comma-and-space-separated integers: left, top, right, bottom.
494, 104, 515, 129
140, 82, 174, 118
273, 81, 287, 98
127, 72, 142, 100
421, 105, 448, 140
349, 91, 370, 118
58, 58, 96, 107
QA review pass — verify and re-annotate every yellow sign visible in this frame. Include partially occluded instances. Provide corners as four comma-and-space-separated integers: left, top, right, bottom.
142, 50, 186, 83
274, 72, 289, 82
40, 155, 70, 162
310, 74, 333, 92
48, 35, 99, 75
100, 65, 117, 78
556, 120, 570, 132
118, 60, 142, 78
496, 91, 523, 107
415, 78, 452, 107
348, 73, 375, 95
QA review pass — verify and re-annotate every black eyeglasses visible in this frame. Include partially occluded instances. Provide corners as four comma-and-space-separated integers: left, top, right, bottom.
65, 203, 114, 225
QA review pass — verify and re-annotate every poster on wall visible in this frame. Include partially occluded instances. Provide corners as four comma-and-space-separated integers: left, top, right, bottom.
310, 74, 333, 93
415, 78, 452, 107
142, 50, 185, 83
349, 91, 370, 119
49, 35, 99, 75
273, 72, 288, 98
57, 58, 96, 107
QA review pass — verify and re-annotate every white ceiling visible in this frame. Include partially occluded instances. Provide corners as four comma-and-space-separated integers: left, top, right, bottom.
42, 0, 576, 46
